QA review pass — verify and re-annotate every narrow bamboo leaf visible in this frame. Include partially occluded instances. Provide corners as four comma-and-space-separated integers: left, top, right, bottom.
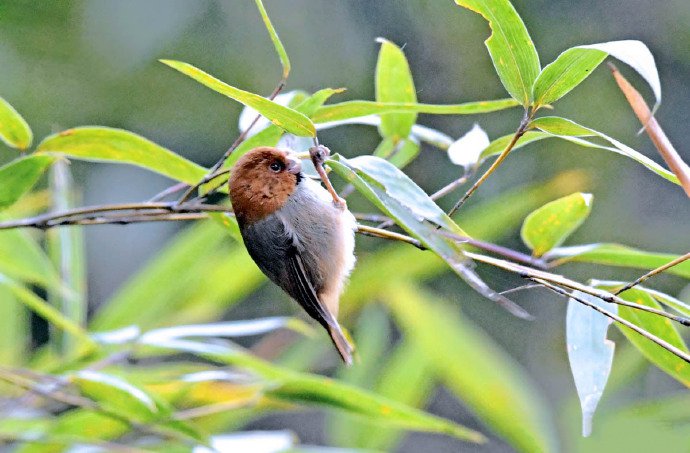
47, 161, 86, 354
521, 192, 593, 256
37, 127, 206, 184
268, 374, 485, 443
566, 290, 616, 437
143, 340, 486, 443
71, 371, 160, 422
0, 276, 96, 352
0, 155, 56, 210
376, 38, 417, 139
161, 59, 315, 137
545, 244, 690, 280
374, 137, 420, 169
141, 317, 305, 344
595, 286, 690, 387
448, 123, 490, 168
454, 0, 541, 105
0, 285, 28, 366
254, 0, 290, 79
386, 283, 557, 453
0, 96, 32, 149
229, 88, 344, 167
478, 130, 553, 161
531, 116, 679, 184
312, 99, 519, 123
581, 40, 661, 106
0, 227, 62, 288
533, 47, 607, 106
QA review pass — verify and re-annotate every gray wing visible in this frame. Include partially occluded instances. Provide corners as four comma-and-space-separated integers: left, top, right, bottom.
240, 215, 336, 331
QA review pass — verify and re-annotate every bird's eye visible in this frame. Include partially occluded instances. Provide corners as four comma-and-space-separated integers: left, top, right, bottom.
269, 161, 284, 172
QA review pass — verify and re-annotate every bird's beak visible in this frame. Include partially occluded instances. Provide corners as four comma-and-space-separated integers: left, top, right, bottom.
286, 156, 302, 175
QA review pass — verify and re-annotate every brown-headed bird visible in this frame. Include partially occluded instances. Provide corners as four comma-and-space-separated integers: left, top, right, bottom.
229, 147, 356, 364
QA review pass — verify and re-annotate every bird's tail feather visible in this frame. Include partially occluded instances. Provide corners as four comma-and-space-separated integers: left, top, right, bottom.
328, 323, 354, 366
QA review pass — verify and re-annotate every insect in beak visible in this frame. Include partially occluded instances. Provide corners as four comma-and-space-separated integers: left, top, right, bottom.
286, 156, 302, 175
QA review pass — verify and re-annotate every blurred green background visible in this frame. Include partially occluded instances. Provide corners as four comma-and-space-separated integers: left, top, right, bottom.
1, 1, 689, 451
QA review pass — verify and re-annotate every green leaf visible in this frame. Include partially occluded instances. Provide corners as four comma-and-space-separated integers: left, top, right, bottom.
91, 221, 229, 330
533, 47, 607, 106
478, 130, 553, 161
0, 276, 96, 352
0, 226, 61, 288
228, 88, 344, 168
37, 127, 206, 185
47, 161, 86, 354
531, 116, 679, 185
71, 371, 160, 422
0, 96, 32, 149
0, 285, 28, 366
454, 0, 540, 105
254, 0, 290, 79
0, 155, 56, 210
595, 286, 690, 387
386, 283, 557, 453
521, 192, 593, 256
566, 290, 616, 437
374, 137, 420, 168
545, 244, 690, 280
160, 59, 315, 137
376, 38, 417, 139
312, 98, 519, 123
143, 340, 486, 443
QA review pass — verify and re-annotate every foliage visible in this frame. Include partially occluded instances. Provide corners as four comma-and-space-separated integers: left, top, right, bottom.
0, 0, 688, 451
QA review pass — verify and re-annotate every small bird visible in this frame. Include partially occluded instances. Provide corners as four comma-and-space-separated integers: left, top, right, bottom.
229, 146, 357, 364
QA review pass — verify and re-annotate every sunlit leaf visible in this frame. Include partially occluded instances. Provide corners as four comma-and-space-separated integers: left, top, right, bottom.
533, 47, 607, 106
161, 59, 315, 137
386, 283, 557, 452
545, 244, 690, 280
47, 160, 86, 354
454, 0, 540, 105
0, 95, 32, 149
0, 155, 56, 210
595, 286, 690, 387
376, 38, 417, 139
254, 0, 291, 79
37, 127, 206, 184
566, 290, 616, 437
531, 116, 679, 184
312, 98, 519, 123
521, 192, 593, 256
71, 371, 160, 422
448, 123, 490, 168
0, 276, 96, 352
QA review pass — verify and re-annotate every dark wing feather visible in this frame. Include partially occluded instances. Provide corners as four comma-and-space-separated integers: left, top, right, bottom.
240, 215, 353, 363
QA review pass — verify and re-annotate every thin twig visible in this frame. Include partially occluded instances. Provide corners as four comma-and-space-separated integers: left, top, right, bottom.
147, 182, 188, 202
448, 109, 532, 215
614, 251, 690, 295
439, 230, 547, 269
176, 81, 286, 205
356, 224, 425, 249
532, 278, 690, 364
430, 169, 474, 201
466, 252, 690, 327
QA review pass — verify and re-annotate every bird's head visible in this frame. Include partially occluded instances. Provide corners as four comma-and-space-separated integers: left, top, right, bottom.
229, 147, 302, 224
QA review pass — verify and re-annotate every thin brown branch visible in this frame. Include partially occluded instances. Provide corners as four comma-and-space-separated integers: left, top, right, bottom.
448, 108, 532, 215
614, 251, 690, 295
176, 80, 286, 205
438, 230, 547, 269
609, 63, 690, 197
356, 224, 425, 249
532, 278, 690, 364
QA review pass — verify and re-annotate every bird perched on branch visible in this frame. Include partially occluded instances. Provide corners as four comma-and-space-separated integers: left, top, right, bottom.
229, 146, 357, 364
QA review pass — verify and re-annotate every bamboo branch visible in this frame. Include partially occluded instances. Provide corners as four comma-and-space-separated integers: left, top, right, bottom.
614, 251, 690, 295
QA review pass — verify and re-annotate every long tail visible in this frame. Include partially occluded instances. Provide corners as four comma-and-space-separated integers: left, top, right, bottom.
327, 323, 354, 366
